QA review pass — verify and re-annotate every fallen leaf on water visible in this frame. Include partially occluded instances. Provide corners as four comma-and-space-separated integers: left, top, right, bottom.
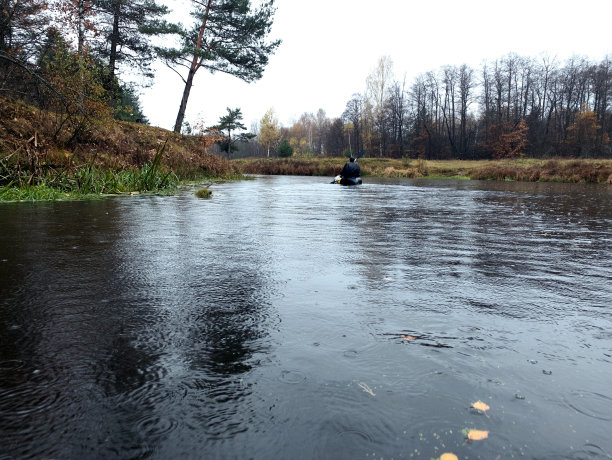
401, 335, 417, 341
472, 400, 490, 412
467, 429, 489, 441
440, 454, 458, 460
357, 382, 376, 396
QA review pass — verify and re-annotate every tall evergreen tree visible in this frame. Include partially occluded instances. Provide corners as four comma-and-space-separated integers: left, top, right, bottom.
0, 0, 48, 58
156, 0, 281, 133
216, 107, 254, 156
93, 0, 173, 83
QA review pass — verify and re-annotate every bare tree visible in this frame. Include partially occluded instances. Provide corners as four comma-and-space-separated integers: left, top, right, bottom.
458, 64, 474, 154
366, 56, 394, 156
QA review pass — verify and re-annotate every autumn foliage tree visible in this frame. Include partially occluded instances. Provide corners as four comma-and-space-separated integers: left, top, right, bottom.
258, 108, 280, 157
487, 119, 528, 159
565, 105, 610, 156
37, 28, 112, 141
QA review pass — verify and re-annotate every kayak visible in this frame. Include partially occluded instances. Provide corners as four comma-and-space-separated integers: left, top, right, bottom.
332, 175, 362, 186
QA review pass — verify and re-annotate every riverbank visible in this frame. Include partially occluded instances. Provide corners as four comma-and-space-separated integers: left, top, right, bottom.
0, 96, 239, 201
234, 157, 612, 184
2, 96, 610, 203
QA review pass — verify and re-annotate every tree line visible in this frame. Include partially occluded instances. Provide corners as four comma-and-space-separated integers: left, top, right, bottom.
249, 55, 612, 159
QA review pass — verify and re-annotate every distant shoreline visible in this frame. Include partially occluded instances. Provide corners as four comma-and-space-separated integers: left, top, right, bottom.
233, 157, 612, 185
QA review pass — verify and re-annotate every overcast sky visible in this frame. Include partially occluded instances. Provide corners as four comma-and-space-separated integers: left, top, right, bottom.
139, 0, 612, 131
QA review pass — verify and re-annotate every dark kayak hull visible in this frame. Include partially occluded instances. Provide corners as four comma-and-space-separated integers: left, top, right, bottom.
339, 176, 362, 186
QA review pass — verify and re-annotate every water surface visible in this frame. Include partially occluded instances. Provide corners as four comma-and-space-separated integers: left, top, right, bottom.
1, 176, 611, 459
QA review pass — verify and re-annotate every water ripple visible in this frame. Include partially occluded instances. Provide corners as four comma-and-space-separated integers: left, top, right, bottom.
135, 414, 179, 438
278, 369, 307, 384
562, 390, 612, 421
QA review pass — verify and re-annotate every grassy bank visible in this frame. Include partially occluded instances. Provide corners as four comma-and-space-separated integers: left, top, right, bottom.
0, 96, 238, 202
234, 157, 612, 184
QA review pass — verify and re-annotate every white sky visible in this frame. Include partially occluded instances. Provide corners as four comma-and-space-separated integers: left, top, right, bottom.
139, 0, 612, 131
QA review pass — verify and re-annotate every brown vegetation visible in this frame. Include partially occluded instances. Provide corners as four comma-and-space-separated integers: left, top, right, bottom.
235, 158, 340, 176
470, 160, 612, 184
0, 96, 236, 184
234, 156, 612, 184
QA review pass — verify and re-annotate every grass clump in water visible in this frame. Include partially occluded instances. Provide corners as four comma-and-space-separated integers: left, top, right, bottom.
195, 187, 212, 199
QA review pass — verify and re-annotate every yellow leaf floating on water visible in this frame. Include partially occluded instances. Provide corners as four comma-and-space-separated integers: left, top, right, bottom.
440, 454, 458, 460
357, 382, 376, 396
472, 400, 490, 412
401, 335, 417, 341
467, 429, 489, 441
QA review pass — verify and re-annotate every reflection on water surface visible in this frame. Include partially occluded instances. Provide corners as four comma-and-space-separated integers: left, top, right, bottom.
1, 176, 611, 459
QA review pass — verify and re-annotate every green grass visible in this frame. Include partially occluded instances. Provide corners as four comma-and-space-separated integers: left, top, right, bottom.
0, 161, 180, 202
0, 184, 103, 202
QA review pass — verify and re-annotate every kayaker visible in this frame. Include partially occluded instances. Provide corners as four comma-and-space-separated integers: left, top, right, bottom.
341, 156, 360, 178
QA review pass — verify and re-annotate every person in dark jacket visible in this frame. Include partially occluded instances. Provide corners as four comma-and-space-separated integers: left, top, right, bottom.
340, 156, 360, 178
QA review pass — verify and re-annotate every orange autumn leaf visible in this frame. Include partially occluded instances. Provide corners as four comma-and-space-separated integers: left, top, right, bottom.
401, 335, 417, 341
440, 454, 458, 460
468, 429, 489, 441
472, 400, 490, 412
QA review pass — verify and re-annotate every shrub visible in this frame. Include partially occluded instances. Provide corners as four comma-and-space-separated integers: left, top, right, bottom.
277, 139, 293, 158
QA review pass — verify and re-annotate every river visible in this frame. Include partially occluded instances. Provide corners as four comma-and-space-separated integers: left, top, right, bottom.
1, 176, 611, 459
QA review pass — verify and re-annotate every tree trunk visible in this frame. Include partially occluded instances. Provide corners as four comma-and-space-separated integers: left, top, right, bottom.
172, 0, 212, 133
109, 0, 121, 82
174, 66, 197, 132
77, 0, 85, 55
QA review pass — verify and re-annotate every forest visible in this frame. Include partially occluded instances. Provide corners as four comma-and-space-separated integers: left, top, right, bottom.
249, 55, 612, 160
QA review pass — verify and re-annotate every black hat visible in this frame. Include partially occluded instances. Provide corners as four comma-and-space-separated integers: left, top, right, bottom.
349, 156, 355, 162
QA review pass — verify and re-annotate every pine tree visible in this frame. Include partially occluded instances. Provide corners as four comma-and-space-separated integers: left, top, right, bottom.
93, 0, 173, 83
0, 0, 48, 58
156, 0, 281, 133
216, 107, 252, 157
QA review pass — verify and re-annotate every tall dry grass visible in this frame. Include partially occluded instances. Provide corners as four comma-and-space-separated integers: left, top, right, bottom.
235, 157, 612, 184
236, 158, 340, 176
470, 159, 612, 183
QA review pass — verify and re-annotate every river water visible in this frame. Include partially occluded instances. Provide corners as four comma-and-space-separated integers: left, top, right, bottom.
1, 176, 611, 459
